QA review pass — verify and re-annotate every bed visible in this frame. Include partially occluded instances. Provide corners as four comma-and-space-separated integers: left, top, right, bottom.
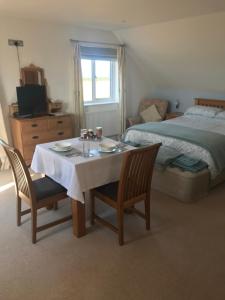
124, 98, 225, 202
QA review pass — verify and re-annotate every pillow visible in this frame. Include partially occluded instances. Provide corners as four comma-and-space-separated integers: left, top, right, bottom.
140, 104, 162, 122
184, 105, 222, 118
215, 111, 225, 120
139, 99, 168, 119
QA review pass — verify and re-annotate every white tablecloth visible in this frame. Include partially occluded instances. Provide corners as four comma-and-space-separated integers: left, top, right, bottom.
31, 138, 133, 203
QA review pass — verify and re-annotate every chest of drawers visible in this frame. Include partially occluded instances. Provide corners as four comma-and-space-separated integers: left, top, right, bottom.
10, 115, 73, 165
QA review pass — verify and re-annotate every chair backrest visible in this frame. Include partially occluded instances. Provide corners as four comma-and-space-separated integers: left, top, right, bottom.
0, 139, 35, 204
117, 143, 161, 205
139, 99, 168, 119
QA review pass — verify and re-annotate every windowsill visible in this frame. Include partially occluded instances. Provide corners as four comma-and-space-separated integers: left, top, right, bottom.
84, 101, 119, 107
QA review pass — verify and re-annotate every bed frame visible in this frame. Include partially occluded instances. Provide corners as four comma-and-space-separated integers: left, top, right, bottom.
152, 98, 225, 202
195, 98, 225, 109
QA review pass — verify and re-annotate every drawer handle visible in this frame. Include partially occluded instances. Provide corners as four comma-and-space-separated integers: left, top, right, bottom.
31, 124, 38, 127
57, 121, 63, 124
58, 132, 64, 136
32, 136, 39, 139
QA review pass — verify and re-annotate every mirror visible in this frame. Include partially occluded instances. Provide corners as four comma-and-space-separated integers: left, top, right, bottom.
20, 64, 47, 86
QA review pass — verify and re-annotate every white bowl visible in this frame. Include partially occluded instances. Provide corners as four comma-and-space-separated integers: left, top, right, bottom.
54, 142, 72, 149
99, 141, 116, 151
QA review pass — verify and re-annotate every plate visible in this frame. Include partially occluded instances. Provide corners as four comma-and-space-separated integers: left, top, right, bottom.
98, 148, 117, 153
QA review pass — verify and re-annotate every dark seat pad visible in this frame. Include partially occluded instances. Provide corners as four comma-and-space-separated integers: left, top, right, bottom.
33, 177, 66, 201
95, 181, 119, 201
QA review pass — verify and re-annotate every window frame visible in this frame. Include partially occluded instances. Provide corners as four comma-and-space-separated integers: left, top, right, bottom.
81, 58, 118, 105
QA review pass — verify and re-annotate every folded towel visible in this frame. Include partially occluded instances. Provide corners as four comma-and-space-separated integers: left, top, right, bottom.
171, 155, 208, 172
172, 155, 200, 167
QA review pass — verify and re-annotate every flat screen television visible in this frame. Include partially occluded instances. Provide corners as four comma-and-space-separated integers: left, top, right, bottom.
16, 85, 48, 117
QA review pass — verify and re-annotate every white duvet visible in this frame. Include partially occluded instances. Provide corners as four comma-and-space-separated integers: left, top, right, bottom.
125, 115, 225, 178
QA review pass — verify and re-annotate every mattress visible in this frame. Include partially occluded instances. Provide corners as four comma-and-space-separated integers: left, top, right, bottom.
125, 114, 225, 202
125, 115, 225, 179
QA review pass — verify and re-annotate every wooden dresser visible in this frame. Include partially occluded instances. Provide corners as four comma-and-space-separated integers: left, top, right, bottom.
10, 114, 73, 165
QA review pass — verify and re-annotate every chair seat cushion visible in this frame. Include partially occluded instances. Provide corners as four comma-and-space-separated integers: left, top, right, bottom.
95, 181, 119, 201
32, 177, 66, 201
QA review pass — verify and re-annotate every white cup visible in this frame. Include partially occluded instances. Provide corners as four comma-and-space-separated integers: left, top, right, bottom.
96, 127, 102, 139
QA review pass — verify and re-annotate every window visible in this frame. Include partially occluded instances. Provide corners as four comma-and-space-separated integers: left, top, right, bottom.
80, 46, 118, 104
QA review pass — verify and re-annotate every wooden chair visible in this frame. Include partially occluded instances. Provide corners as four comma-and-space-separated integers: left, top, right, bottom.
0, 139, 72, 243
90, 143, 161, 245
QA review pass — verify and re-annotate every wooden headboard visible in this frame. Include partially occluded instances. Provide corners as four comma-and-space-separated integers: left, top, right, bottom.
194, 98, 225, 109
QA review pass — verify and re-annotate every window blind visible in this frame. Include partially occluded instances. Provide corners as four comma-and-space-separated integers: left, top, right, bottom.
80, 46, 117, 61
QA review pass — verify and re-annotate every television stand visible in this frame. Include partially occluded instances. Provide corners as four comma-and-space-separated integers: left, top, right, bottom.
13, 112, 54, 119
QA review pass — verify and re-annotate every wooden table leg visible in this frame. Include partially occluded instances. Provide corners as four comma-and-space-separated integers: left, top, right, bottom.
71, 199, 86, 237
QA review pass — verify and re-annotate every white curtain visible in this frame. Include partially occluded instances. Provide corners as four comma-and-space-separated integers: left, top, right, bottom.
74, 42, 86, 136
0, 99, 9, 170
117, 45, 126, 133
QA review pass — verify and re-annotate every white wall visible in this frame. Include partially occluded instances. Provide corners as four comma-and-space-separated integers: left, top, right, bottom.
125, 49, 155, 116
0, 16, 119, 137
0, 16, 118, 104
3, 12, 225, 137
0, 16, 149, 136
115, 11, 225, 112
114, 33, 156, 117
151, 88, 225, 112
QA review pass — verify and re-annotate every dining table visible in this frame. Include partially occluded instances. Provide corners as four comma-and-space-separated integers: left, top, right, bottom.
31, 137, 134, 238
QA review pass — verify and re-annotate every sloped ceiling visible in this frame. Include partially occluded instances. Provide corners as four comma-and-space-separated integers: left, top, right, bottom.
1, 0, 225, 30
115, 12, 225, 93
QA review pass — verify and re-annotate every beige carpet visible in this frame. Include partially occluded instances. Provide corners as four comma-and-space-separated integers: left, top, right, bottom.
0, 170, 225, 300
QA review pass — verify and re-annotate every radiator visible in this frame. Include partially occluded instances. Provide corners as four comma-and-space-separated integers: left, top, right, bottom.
85, 105, 120, 137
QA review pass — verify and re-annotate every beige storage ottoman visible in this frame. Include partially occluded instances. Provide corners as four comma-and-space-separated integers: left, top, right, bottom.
152, 166, 210, 203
